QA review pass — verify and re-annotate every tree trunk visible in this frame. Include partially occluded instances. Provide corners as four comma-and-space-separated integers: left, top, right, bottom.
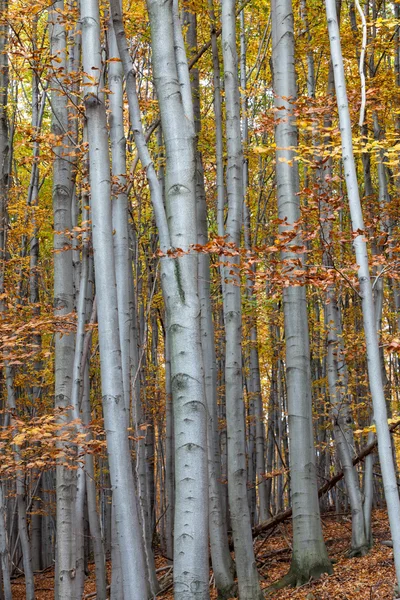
271, 0, 332, 584
185, 8, 236, 597
325, 0, 400, 585
0, 486, 10, 600
220, 1, 263, 597
49, 3, 76, 597
80, 1, 148, 597
146, 2, 209, 596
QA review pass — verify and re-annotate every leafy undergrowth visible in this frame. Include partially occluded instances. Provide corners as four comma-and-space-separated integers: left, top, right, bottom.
10, 509, 396, 599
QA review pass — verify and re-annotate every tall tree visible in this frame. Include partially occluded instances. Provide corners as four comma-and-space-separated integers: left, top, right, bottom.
80, 0, 148, 597
270, 0, 333, 586
220, 1, 263, 597
49, 3, 76, 596
325, 0, 400, 586
184, 7, 235, 597
146, 2, 210, 596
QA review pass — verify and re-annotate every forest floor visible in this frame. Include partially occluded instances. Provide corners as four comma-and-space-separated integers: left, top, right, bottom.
10, 509, 396, 599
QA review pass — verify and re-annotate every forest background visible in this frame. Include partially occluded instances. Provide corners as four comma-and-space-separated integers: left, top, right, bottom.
0, 0, 400, 598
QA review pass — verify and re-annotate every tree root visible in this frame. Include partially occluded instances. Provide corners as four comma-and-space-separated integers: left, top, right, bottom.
264, 560, 334, 595
346, 544, 370, 558
217, 582, 238, 600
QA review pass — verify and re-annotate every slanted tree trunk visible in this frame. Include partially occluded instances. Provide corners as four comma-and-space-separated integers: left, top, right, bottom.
80, 0, 148, 597
325, 0, 400, 586
108, 18, 159, 596
318, 56, 368, 555
271, 0, 332, 586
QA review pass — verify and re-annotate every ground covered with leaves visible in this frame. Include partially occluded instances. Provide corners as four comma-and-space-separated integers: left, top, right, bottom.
10, 509, 396, 599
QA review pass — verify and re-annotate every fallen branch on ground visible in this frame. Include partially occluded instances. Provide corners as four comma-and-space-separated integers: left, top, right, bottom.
253, 419, 400, 538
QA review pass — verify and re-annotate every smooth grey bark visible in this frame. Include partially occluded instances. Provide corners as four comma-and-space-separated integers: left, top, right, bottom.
208, 0, 225, 240
240, 9, 268, 525
325, 0, 400, 586
83, 383, 108, 600
49, 3, 76, 597
325, 295, 368, 555
70, 213, 90, 599
253, 337, 268, 521
108, 0, 169, 249
78, 145, 107, 600
108, 20, 159, 596
0, 486, 11, 600
144, 319, 158, 590
108, 4, 171, 594
185, 9, 235, 597
209, 2, 230, 525
108, 20, 131, 414
30, 472, 42, 572
147, 319, 158, 525
241, 14, 257, 527
164, 329, 174, 562
271, 0, 332, 584
80, 1, 148, 597
146, 2, 209, 597
265, 380, 275, 515
110, 1, 209, 595
363, 431, 375, 546
81, 288, 107, 600
221, 1, 263, 598
319, 56, 367, 555
6, 373, 34, 600
15, 452, 35, 600
371, 112, 390, 390
66, 0, 81, 310
110, 500, 124, 600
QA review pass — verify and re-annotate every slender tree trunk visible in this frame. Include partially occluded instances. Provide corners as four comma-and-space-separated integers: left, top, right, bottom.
49, 4, 76, 597
363, 431, 375, 546
209, 2, 230, 526
184, 8, 236, 597
70, 220, 90, 599
320, 54, 368, 553
108, 19, 159, 596
325, 0, 400, 586
80, 1, 148, 597
6, 373, 35, 600
271, 0, 332, 585
221, 2, 263, 597
0, 485, 10, 600
164, 327, 174, 562
82, 318, 107, 600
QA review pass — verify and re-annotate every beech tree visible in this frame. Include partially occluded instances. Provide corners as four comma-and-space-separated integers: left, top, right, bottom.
325, 0, 400, 584
49, 3, 76, 596
270, 0, 332, 586
1, 0, 400, 598
80, 0, 148, 596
